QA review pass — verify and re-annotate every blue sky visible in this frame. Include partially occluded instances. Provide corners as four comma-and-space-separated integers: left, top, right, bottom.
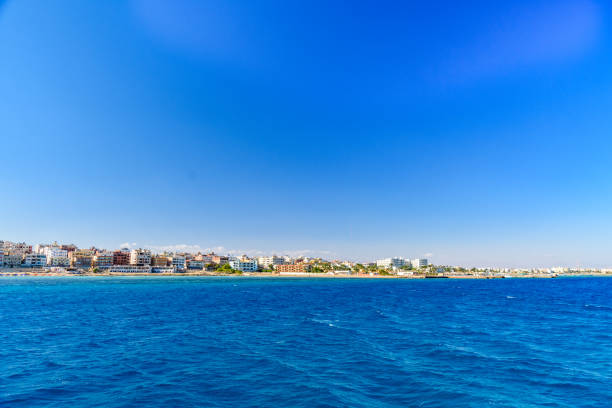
1, 0, 612, 267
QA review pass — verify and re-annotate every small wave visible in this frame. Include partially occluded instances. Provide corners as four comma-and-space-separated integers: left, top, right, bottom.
309, 318, 336, 327
584, 304, 612, 311
506, 296, 516, 299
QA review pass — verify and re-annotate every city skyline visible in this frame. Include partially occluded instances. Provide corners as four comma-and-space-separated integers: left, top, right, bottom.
0, 237, 608, 270
3, 1, 612, 268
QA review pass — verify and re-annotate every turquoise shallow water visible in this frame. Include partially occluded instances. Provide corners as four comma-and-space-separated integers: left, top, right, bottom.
0, 276, 611, 407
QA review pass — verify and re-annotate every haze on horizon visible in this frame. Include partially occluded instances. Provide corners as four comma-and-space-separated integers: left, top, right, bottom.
2, 0, 612, 269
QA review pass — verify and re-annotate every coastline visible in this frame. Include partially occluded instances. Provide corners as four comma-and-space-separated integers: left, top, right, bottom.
1, 270, 611, 279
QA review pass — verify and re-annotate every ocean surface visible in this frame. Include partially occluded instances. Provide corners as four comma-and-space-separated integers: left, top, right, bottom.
0, 277, 611, 407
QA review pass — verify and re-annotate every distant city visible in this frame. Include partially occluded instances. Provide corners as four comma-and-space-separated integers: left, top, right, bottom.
1, 239, 609, 278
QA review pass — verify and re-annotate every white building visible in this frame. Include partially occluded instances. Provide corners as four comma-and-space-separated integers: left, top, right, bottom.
0, 249, 4, 266
229, 258, 258, 272
411, 258, 428, 268
169, 255, 186, 271
24, 254, 46, 268
376, 257, 406, 269
43, 247, 70, 266
109, 265, 151, 273
130, 249, 152, 266
151, 266, 176, 273
257, 255, 285, 269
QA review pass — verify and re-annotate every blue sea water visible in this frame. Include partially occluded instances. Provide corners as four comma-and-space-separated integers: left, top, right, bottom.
0, 277, 611, 407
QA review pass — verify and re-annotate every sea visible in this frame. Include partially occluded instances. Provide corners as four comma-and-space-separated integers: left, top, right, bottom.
0, 276, 610, 407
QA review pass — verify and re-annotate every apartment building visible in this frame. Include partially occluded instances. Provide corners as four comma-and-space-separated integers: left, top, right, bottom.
411, 258, 428, 268
43, 247, 70, 266
2, 241, 31, 257
229, 257, 258, 272
187, 259, 204, 270
276, 263, 311, 273
151, 255, 169, 267
194, 254, 213, 264
130, 249, 151, 266
70, 250, 94, 268
112, 250, 130, 265
211, 254, 229, 265
3, 254, 22, 267
257, 256, 285, 268
93, 252, 113, 268
376, 257, 406, 269
169, 255, 186, 271
24, 254, 46, 268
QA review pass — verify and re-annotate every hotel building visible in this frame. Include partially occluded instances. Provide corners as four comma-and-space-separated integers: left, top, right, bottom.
112, 250, 130, 265
151, 255, 169, 267
43, 247, 70, 267
130, 249, 151, 266
257, 256, 285, 268
24, 254, 47, 268
70, 250, 94, 268
187, 259, 204, 270
376, 257, 406, 269
169, 255, 186, 271
229, 257, 258, 272
276, 264, 310, 273
411, 258, 428, 268
93, 252, 113, 268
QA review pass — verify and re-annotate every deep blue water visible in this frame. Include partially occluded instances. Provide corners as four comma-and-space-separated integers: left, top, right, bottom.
1, 277, 611, 407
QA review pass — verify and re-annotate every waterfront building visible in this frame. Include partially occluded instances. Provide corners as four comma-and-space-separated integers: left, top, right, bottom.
112, 250, 130, 265
92, 252, 113, 268
151, 266, 176, 273
411, 258, 428, 268
194, 254, 213, 264
108, 265, 151, 273
151, 255, 169, 267
257, 256, 285, 268
169, 255, 186, 271
187, 259, 204, 270
70, 250, 94, 268
229, 257, 258, 272
48, 256, 70, 267
376, 257, 406, 269
276, 263, 311, 273
43, 247, 70, 266
211, 254, 229, 265
130, 249, 151, 266
0, 249, 3, 266
2, 254, 22, 267
24, 253, 46, 268
69, 250, 93, 268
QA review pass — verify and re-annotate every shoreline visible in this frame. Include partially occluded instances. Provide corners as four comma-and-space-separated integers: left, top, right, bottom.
1, 270, 611, 279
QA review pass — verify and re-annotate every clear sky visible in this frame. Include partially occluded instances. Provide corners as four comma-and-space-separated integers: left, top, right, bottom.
1, 0, 612, 268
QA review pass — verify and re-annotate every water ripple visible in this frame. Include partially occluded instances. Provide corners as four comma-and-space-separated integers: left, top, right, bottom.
0, 276, 611, 407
